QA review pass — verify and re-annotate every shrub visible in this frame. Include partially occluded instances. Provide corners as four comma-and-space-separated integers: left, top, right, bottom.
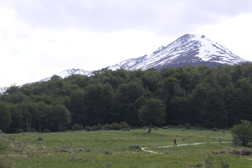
241, 148, 252, 156
104, 123, 110, 130
85, 126, 91, 131
92, 125, 100, 131
230, 149, 240, 155
231, 120, 252, 146
109, 123, 121, 130
129, 144, 141, 150
120, 121, 129, 128
204, 153, 214, 167
97, 123, 102, 130
185, 123, 191, 129
16, 129, 23, 133
218, 155, 229, 168
44, 128, 51, 133
72, 124, 84, 130
59, 147, 70, 152
85, 148, 91, 152
37, 137, 43, 140
104, 150, 113, 154
212, 127, 218, 132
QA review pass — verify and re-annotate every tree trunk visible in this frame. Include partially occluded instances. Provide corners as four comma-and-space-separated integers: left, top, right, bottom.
148, 122, 152, 133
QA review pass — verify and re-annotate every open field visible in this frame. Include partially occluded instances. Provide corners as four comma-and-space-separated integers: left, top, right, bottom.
0, 128, 252, 168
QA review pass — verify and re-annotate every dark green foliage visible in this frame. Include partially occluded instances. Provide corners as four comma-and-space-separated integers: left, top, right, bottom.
72, 123, 84, 130
185, 123, 191, 129
138, 98, 165, 133
85, 126, 91, 131
1, 63, 252, 132
44, 128, 51, 133
109, 123, 121, 130
120, 121, 129, 128
230, 120, 252, 146
0, 102, 12, 132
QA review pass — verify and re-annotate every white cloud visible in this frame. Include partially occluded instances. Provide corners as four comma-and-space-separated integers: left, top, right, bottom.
0, 1, 252, 88
193, 13, 252, 60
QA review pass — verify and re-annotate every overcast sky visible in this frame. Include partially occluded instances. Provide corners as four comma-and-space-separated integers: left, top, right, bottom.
1, 0, 252, 88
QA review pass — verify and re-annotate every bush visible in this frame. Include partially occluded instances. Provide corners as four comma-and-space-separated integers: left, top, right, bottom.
120, 121, 129, 128
16, 129, 23, 133
185, 123, 191, 129
241, 148, 252, 156
85, 148, 91, 152
230, 149, 240, 155
72, 124, 84, 130
109, 123, 121, 130
37, 137, 43, 140
231, 120, 252, 146
104, 123, 110, 130
44, 128, 51, 133
129, 144, 141, 150
213, 127, 218, 132
218, 155, 229, 168
204, 153, 214, 167
104, 150, 113, 154
126, 127, 130, 131
85, 126, 91, 131
92, 125, 100, 131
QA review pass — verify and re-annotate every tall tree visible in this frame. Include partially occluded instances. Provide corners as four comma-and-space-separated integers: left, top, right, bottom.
138, 98, 165, 133
0, 102, 12, 132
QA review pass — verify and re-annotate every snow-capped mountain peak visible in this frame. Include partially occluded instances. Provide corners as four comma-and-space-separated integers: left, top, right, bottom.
40, 33, 249, 82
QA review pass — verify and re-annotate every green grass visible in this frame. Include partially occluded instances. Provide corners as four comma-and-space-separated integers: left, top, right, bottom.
0, 128, 252, 167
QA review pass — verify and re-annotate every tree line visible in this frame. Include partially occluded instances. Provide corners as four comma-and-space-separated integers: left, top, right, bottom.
1, 63, 252, 133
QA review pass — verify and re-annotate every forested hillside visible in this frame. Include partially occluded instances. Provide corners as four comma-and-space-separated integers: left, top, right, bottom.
1, 63, 252, 133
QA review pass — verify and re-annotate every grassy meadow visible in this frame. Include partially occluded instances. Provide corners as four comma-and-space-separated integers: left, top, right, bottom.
0, 128, 252, 168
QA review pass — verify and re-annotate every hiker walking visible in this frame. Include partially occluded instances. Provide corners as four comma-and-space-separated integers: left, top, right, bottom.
174, 138, 177, 146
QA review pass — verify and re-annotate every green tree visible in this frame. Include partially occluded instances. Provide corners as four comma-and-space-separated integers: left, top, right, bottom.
0, 102, 12, 132
230, 120, 252, 146
138, 98, 165, 133
52, 104, 72, 131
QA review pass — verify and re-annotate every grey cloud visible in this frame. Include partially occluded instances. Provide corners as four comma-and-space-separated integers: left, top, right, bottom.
3, 0, 252, 37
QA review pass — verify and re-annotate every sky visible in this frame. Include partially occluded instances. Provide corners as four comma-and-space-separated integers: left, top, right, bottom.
0, 0, 252, 88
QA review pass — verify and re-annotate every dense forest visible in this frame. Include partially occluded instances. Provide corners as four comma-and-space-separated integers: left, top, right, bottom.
1, 63, 252, 133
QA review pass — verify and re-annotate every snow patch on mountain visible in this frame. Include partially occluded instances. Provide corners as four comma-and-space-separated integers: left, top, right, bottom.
39, 33, 250, 82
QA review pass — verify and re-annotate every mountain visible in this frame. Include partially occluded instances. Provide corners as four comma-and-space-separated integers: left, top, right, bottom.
41, 33, 249, 81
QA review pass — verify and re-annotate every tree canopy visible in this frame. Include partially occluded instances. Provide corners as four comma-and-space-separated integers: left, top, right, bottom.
138, 98, 165, 133
1, 63, 252, 133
